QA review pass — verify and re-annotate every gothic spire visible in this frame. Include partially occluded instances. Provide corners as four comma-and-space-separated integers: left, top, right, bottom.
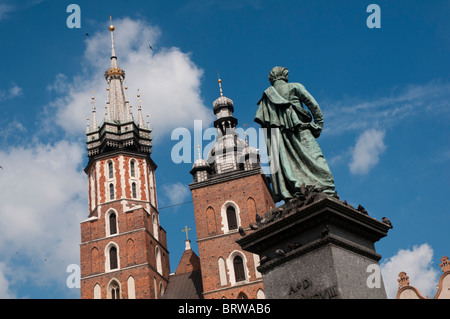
85, 18, 153, 158
90, 92, 98, 130
104, 18, 131, 124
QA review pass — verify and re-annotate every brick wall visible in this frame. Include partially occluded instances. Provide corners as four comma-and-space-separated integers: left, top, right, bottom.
191, 172, 274, 299
80, 153, 169, 299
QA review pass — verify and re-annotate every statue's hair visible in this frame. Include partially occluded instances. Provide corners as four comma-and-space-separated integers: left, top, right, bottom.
269, 66, 289, 85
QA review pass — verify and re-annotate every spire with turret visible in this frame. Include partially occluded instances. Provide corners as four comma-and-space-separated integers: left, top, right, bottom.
190, 75, 261, 182
81, 18, 169, 299
85, 19, 152, 159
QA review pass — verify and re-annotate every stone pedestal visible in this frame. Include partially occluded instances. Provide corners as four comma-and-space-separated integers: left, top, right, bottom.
236, 195, 391, 299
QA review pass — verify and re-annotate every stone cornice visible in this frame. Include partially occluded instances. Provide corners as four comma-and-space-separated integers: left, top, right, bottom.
189, 167, 271, 190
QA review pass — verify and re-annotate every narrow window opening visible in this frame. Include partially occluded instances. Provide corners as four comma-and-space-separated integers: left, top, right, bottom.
227, 206, 238, 230
109, 213, 117, 235
233, 255, 245, 282
109, 183, 114, 200
108, 161, 113, 179
130, 161, 135, 177
132, 182, 137, 199
110, 246, 118, 270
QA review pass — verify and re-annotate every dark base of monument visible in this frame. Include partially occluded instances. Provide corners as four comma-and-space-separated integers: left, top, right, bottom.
237, 194, 391, 299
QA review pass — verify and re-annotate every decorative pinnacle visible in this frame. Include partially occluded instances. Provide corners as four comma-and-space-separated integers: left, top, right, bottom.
109, 15, 115, 32
90, 91, 98, 130
197, 144, 202, 160
218, 78, 223, 97
217, 70, 224, 97
440, 256, 450, 273
91, 91, 96, 109
109, 16, 116, 56
397, 272, 410, 288
104, 15, 125, 81
137, 89, 145, 127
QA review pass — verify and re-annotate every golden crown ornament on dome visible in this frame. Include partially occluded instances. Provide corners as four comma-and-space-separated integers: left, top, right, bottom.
104, 67, 125, 80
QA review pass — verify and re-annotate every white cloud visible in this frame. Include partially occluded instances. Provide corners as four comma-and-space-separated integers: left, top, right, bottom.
381, 243, 440, 299
46, 17, 213, 141
8, 84, 22, 98
0, 15, 211, 299
0, 140, 86, 297
0, 83, 23, 101
0, 0, 44, 21
0, 3, 14, 20
349, 128, 386, 175
0, 263, 16, 299
323, 80, 450, 135
160, 182, 190, 207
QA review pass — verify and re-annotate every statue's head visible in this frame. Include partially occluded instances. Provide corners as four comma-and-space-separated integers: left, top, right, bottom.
269, 66, 289, 85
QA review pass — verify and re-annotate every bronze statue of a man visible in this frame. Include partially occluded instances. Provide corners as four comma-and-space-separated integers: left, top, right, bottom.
255, 66, 335, 202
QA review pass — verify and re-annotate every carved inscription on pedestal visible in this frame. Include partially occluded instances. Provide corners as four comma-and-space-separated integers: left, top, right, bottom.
289, 279, 339, 299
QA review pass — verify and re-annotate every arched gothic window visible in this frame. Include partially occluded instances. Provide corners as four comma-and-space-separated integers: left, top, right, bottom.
132, 182, 137, 199
108, 161, 113, 179
227, 206, 238, 230
127, 276, 136, 299
109, 183, 114, 200
109, 213, 117, 235
233, 255, 245, 282
130, 160, 135, 177
93, 283, 101, 299
218, 257, 227, 286
108, 280, 120, 299
155, 246, 162, 274
237, 292, 248, 299
153, 215, 159, 240
109, 246, 118, 270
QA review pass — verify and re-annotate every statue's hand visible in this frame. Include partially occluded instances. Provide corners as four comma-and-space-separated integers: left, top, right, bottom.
309, 122, 323, 138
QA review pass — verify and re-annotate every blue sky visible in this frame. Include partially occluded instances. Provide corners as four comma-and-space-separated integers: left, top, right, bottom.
0, 0, 448, 299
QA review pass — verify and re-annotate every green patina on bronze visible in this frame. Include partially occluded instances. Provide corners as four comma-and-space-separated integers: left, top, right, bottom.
255, 66, 335, 202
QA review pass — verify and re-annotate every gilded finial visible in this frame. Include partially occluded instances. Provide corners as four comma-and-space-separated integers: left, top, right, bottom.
91, 91, 96, 110
217, 71, 224, 97
137, 89, 141, 107
109, 15, 115, 31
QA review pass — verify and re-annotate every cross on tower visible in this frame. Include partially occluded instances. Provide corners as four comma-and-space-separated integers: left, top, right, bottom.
182, 226, 191, 241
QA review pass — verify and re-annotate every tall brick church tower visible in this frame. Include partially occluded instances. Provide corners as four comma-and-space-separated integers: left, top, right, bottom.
189, 79, 275, 299
79, 22, 170, 299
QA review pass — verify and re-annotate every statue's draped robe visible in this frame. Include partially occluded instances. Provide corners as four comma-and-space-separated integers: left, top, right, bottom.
255, 82, 335, 202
